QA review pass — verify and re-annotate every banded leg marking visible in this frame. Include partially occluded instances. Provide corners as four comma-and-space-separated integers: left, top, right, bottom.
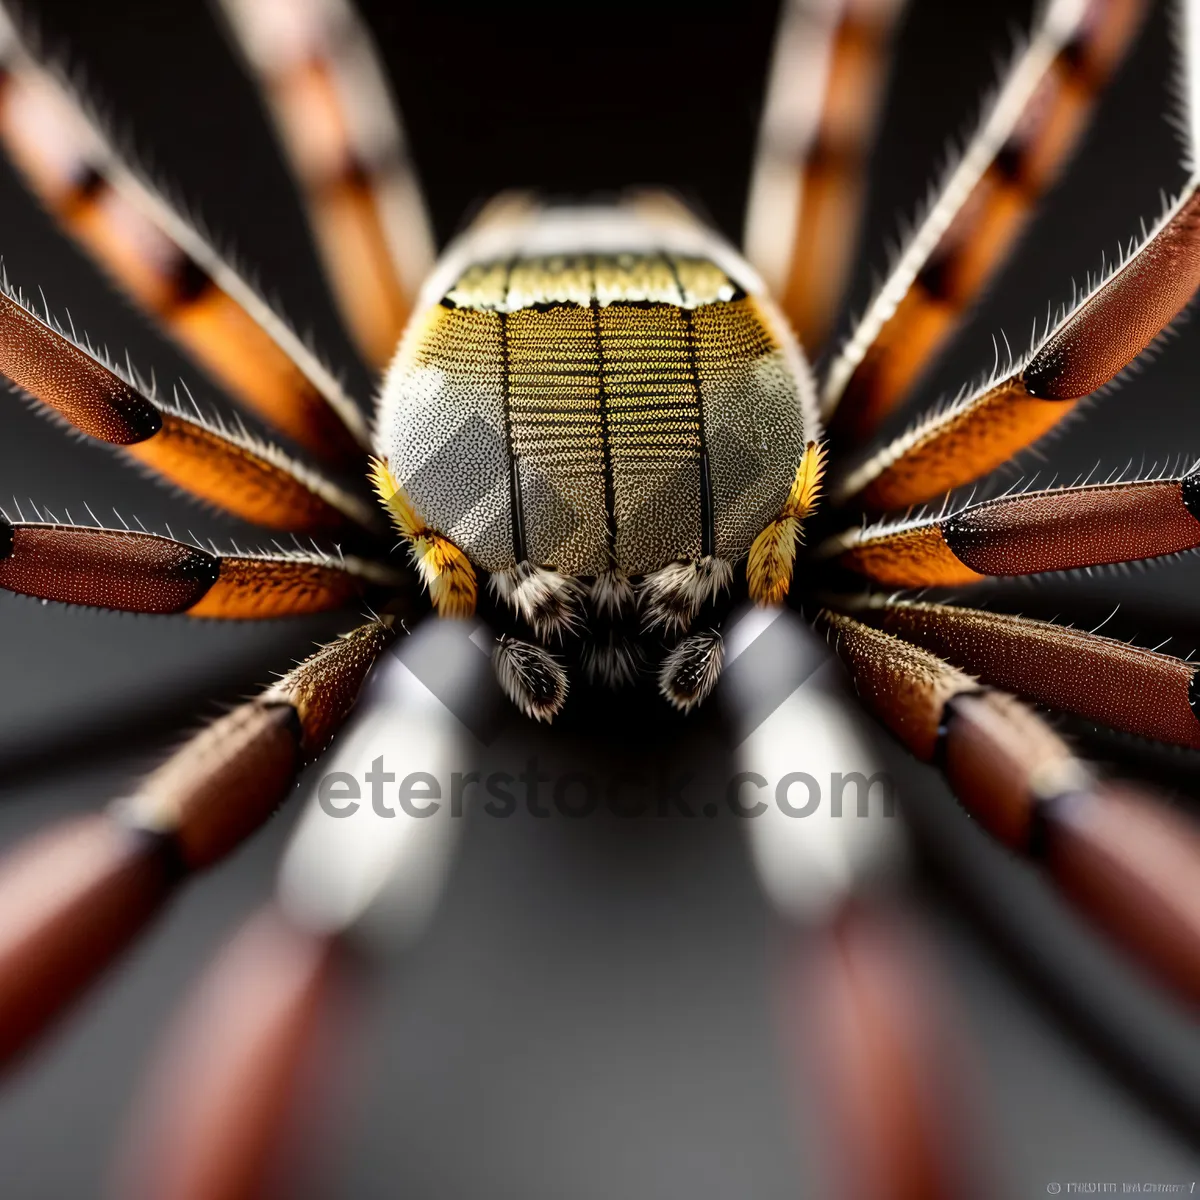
0, 283, 375, 532
218, 0, 435, 367
819, 609, 1200, 1007
0, 517, 402, 617
745, 0, 904, 350
836, 181, 1200, 511
115, 620, 477, 1197
822, 0, 1149, 437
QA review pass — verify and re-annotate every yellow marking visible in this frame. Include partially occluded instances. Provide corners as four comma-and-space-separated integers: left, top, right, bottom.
748, 515, 800, 606
441, 255, 739, 312
673, 257, 738, 306
782, 439, 827, 519
370, 458, 477, 618
747, 440, 826, 605
444, 262, 511, 310
507, 256, 593, 309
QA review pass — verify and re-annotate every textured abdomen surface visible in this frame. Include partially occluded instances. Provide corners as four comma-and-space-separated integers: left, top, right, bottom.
379, 214, 810, 576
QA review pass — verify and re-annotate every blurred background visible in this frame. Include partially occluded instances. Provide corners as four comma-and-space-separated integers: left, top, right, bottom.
0, 0, 1198, 1195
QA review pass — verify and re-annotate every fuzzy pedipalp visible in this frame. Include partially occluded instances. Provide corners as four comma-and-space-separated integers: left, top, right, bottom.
488, 561, 585, 639
748, 440, 826, 605
370, 457, 477, 618
639, 556, 735, 634
658, 629, 724, 712
492, 635, 569, 722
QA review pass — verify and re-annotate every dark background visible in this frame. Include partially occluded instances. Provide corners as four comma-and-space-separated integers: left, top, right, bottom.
0, 0, 1198, 1195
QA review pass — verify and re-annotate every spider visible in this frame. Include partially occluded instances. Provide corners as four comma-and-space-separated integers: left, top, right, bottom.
0, 0, 1197, 1194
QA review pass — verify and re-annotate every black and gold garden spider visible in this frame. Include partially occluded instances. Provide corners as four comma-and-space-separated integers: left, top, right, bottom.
0, 0, 1198, 1194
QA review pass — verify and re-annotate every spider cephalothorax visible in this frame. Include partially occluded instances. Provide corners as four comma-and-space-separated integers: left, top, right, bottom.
369, 198, 823, 717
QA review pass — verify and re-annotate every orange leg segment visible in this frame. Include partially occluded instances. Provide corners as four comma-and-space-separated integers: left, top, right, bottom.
0, 29, 370, 465
0, 518, 402, 617
823, 0, 1149, 439
837, 183, 1200, 511
217, 0, 435, 368
747, 0, 904, 352
0, 284, 375, 532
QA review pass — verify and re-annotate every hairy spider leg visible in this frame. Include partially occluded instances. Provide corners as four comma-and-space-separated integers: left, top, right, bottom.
0, 3, 370, 465
822, 0, 1148, 440
839, 596, 1200, 750
819, 609, 1200, 1009
0, 517, 402, 617
827, 470, 1200, 586
0, 284, 376, 532
0, 621, 393, 1070
835, 181, 1200, 511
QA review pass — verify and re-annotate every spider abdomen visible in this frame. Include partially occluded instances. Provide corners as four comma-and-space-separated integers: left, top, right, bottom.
377, 204, 812, 579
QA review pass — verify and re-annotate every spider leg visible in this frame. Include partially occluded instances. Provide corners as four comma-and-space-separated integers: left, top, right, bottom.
744, 0, 904, 351
838, 596, 1200, 751
0, 516, 404, 617
822, 0, 1149, 439
835, 178, 1200, 511
819, 608, 1200, 1009
825, 467, 1200, 586
115, 907, 343, 1200
113, 620, 477, 1198
0, 281, 377, 531
723, 606, 992, 1197
784, 902, 990, 1199
216, 0, 435, 369
0, 7, 370, 466
0, 618, 393, 1070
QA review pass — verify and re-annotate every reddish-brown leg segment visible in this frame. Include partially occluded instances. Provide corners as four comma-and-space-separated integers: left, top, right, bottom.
836, 181, 1200, 510
822, 0, 1148, 439
0, 10, 369, 465
819, 610, 1200, 1007
846, 598, 1200, 750
827, 471, 1200, 586
0, 620, 391, 1071
113, 906, 347, 1200
217, 0, 434, 368
0, 518, 403, 617
0, 285, 376, 532
782, 902, 989, 1200
746, 0, 904, 352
